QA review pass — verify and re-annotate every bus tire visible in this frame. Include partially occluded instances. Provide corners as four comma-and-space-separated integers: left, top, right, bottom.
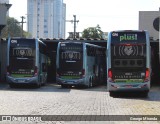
141, 91, 148, 97
35, 83, 41, 88
9, 84, 15, 88
109, 91, 115, 97
61, 84, 68, 88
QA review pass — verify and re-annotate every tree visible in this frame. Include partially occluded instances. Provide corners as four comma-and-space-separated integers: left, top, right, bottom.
82, 25, 103, 39
0, 17, 31, 38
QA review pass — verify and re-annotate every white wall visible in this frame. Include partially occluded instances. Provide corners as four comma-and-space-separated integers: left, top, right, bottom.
139, 11, 159, 40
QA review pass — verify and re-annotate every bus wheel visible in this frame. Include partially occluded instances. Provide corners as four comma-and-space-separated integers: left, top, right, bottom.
35, 83, 41, 88
141, 91, 148, 97
109, 91, 115, 97
9, 84, 16, 88
61, 84, 68, 88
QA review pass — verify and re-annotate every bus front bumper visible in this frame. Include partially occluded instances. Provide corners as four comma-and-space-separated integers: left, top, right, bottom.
56, 77, 85, 86
6, 76, 38, 84
108, 82, 150, 92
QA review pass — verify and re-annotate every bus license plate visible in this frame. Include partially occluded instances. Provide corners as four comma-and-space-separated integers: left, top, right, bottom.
67, 81, 73, 84
125, 85, 132, 88
17, 80, 25, 83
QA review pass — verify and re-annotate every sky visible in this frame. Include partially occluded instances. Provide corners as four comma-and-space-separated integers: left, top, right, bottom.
9, 0, 160, 38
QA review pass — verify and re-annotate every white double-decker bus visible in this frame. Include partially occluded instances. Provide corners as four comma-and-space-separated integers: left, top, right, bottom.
56, 41, 106, 88
6, 38, 48, 88
107, 30, 151, 97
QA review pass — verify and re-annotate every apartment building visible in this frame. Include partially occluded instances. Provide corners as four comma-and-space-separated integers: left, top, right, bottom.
27, 0, 66, 38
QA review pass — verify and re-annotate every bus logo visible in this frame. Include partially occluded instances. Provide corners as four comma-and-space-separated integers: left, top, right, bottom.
124, 46, 133, 56
112, 33, 118, 37
11, 40, 17, 44
13, 48, 33, 57
62, 52, 81, 59
20, 50, 25, 56
69, 53, 74, 59
120, 34, 137, 41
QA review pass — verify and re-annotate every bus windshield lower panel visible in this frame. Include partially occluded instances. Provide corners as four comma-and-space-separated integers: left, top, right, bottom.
111, 44, 146, 81
58, 51, 83, 79
9, 58, 35, 78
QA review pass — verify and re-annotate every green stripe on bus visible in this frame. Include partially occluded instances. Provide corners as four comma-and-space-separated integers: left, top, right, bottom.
11, 74, 33, 78
61, 76, 80, 79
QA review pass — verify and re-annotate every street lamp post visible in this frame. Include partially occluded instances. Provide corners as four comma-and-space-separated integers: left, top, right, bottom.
66, 15, 79, 38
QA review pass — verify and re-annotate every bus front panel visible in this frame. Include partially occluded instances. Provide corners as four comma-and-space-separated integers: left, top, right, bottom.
56, 43, 85, 86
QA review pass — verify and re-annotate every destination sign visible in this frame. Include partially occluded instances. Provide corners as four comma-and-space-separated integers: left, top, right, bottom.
111, 32, 146, 43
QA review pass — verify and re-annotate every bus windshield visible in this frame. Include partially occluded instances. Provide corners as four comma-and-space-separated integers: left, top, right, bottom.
59, 43, 83, 71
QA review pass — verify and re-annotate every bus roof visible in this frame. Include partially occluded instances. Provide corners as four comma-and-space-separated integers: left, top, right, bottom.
110, 30, 147, 33
59, 41, 106, 49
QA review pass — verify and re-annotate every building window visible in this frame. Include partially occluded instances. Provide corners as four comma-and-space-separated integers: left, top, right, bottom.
44, 25, 47, 28
44, 19, 47, 22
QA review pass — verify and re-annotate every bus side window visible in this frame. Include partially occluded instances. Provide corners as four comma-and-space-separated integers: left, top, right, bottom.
42, 63, 47, 72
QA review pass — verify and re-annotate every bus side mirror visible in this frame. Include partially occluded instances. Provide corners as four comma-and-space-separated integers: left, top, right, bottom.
42, 63, 47, 72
